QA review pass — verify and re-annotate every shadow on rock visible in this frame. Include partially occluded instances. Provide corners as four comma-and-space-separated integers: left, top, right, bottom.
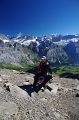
26, 67, 37, 74
59, 72, 79, 80
18, 84, 34, 97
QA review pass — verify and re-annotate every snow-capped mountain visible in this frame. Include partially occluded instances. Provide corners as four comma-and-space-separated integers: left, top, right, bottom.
0, 33, 38, 65
1, 32, 79, 47
0, 33, 10, 43
10, 32, 39, 46
52, 34, 79, 46
1, 32, 79, 65
10, 33, 79, 64
10, 33, 79, 47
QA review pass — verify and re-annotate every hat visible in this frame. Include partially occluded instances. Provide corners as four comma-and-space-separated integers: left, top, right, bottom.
41, 58, 44, 60
42, 56, 46, 59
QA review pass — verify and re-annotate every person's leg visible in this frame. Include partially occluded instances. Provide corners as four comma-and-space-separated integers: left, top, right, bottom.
43, 75, 52, 89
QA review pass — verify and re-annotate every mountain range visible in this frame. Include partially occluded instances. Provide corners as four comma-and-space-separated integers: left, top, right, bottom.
0, 32, 79, 65
0, 33, 38, 66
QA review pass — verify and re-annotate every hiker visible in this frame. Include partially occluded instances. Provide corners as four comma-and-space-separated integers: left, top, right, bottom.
33, 57, 44, 89
33, 56, 52, 90
38, 56, 52, 76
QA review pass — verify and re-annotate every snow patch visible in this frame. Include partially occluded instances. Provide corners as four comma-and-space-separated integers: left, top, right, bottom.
3, 39, 10, 43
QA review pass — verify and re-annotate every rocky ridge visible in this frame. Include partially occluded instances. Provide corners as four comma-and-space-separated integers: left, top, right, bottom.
0, 69, 79, 120
1, 32, 79, 65
0, 33, 69, 65
0, 34, 38, 65
10, 33, 79, 64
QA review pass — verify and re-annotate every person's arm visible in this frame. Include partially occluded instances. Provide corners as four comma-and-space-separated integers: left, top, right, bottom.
37, 61, 42, 72
48, 67, 52, 74
47, 65, 52, 75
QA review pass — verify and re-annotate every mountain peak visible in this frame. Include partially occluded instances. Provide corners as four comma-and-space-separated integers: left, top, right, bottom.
13, 32, 24, 38
0, 33, 10, 43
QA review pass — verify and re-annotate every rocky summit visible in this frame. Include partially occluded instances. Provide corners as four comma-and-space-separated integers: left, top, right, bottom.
0, 69, 79, 120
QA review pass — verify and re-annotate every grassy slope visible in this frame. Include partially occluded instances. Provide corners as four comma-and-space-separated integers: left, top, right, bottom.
0, 62, 79, 80
52, 64, 79, 80
0, 62, 37, 72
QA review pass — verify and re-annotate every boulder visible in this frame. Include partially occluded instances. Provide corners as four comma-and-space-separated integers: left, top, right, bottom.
47, 83, 59, 94
0, 87, 3, 93
4, 82, 30, 99
0, 101, 18, 117
0, 77, 2, 82
1, 74, 10, 80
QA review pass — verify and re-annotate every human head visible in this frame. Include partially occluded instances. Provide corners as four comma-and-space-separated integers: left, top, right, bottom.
43, 56, 46, 59
40, 57, 44, 62
42, 56, 47, 62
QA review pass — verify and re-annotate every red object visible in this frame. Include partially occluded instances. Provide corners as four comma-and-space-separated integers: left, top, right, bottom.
36, 76, 44, 86
37, 61, 43, 72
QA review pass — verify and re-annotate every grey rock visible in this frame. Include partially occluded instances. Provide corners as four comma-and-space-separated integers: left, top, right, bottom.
0, 77, 2, 82
23, 82, 30, 85
1, 74, 10, 80
0, 101, 18, 117
0, 35, 38, 65
5, 82, 30, 99
47, 83, 59, 94
53, 112, 60, 119
0, 87, 3, 93
0, 69, 79, 120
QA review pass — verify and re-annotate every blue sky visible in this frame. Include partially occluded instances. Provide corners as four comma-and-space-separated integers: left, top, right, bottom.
0, 0, 79, 37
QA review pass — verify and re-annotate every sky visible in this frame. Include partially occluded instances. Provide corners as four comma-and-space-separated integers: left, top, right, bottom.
0, 0, 79, 37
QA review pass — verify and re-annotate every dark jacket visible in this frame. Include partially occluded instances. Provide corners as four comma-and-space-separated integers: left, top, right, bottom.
39, 61, 52, 75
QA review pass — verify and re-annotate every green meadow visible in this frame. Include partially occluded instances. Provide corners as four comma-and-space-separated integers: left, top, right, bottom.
0, 62, 79, 80
52, 64, 79, 79
0, 62, 36, 72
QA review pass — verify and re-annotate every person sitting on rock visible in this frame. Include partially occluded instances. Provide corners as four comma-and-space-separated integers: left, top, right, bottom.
33, 56, 52, 90
39, 56, 52, 76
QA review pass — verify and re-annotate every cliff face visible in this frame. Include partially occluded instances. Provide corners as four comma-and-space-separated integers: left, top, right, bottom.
63, 41, 79, 63
0, 69, 79, 120
0, 39, 38, 65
